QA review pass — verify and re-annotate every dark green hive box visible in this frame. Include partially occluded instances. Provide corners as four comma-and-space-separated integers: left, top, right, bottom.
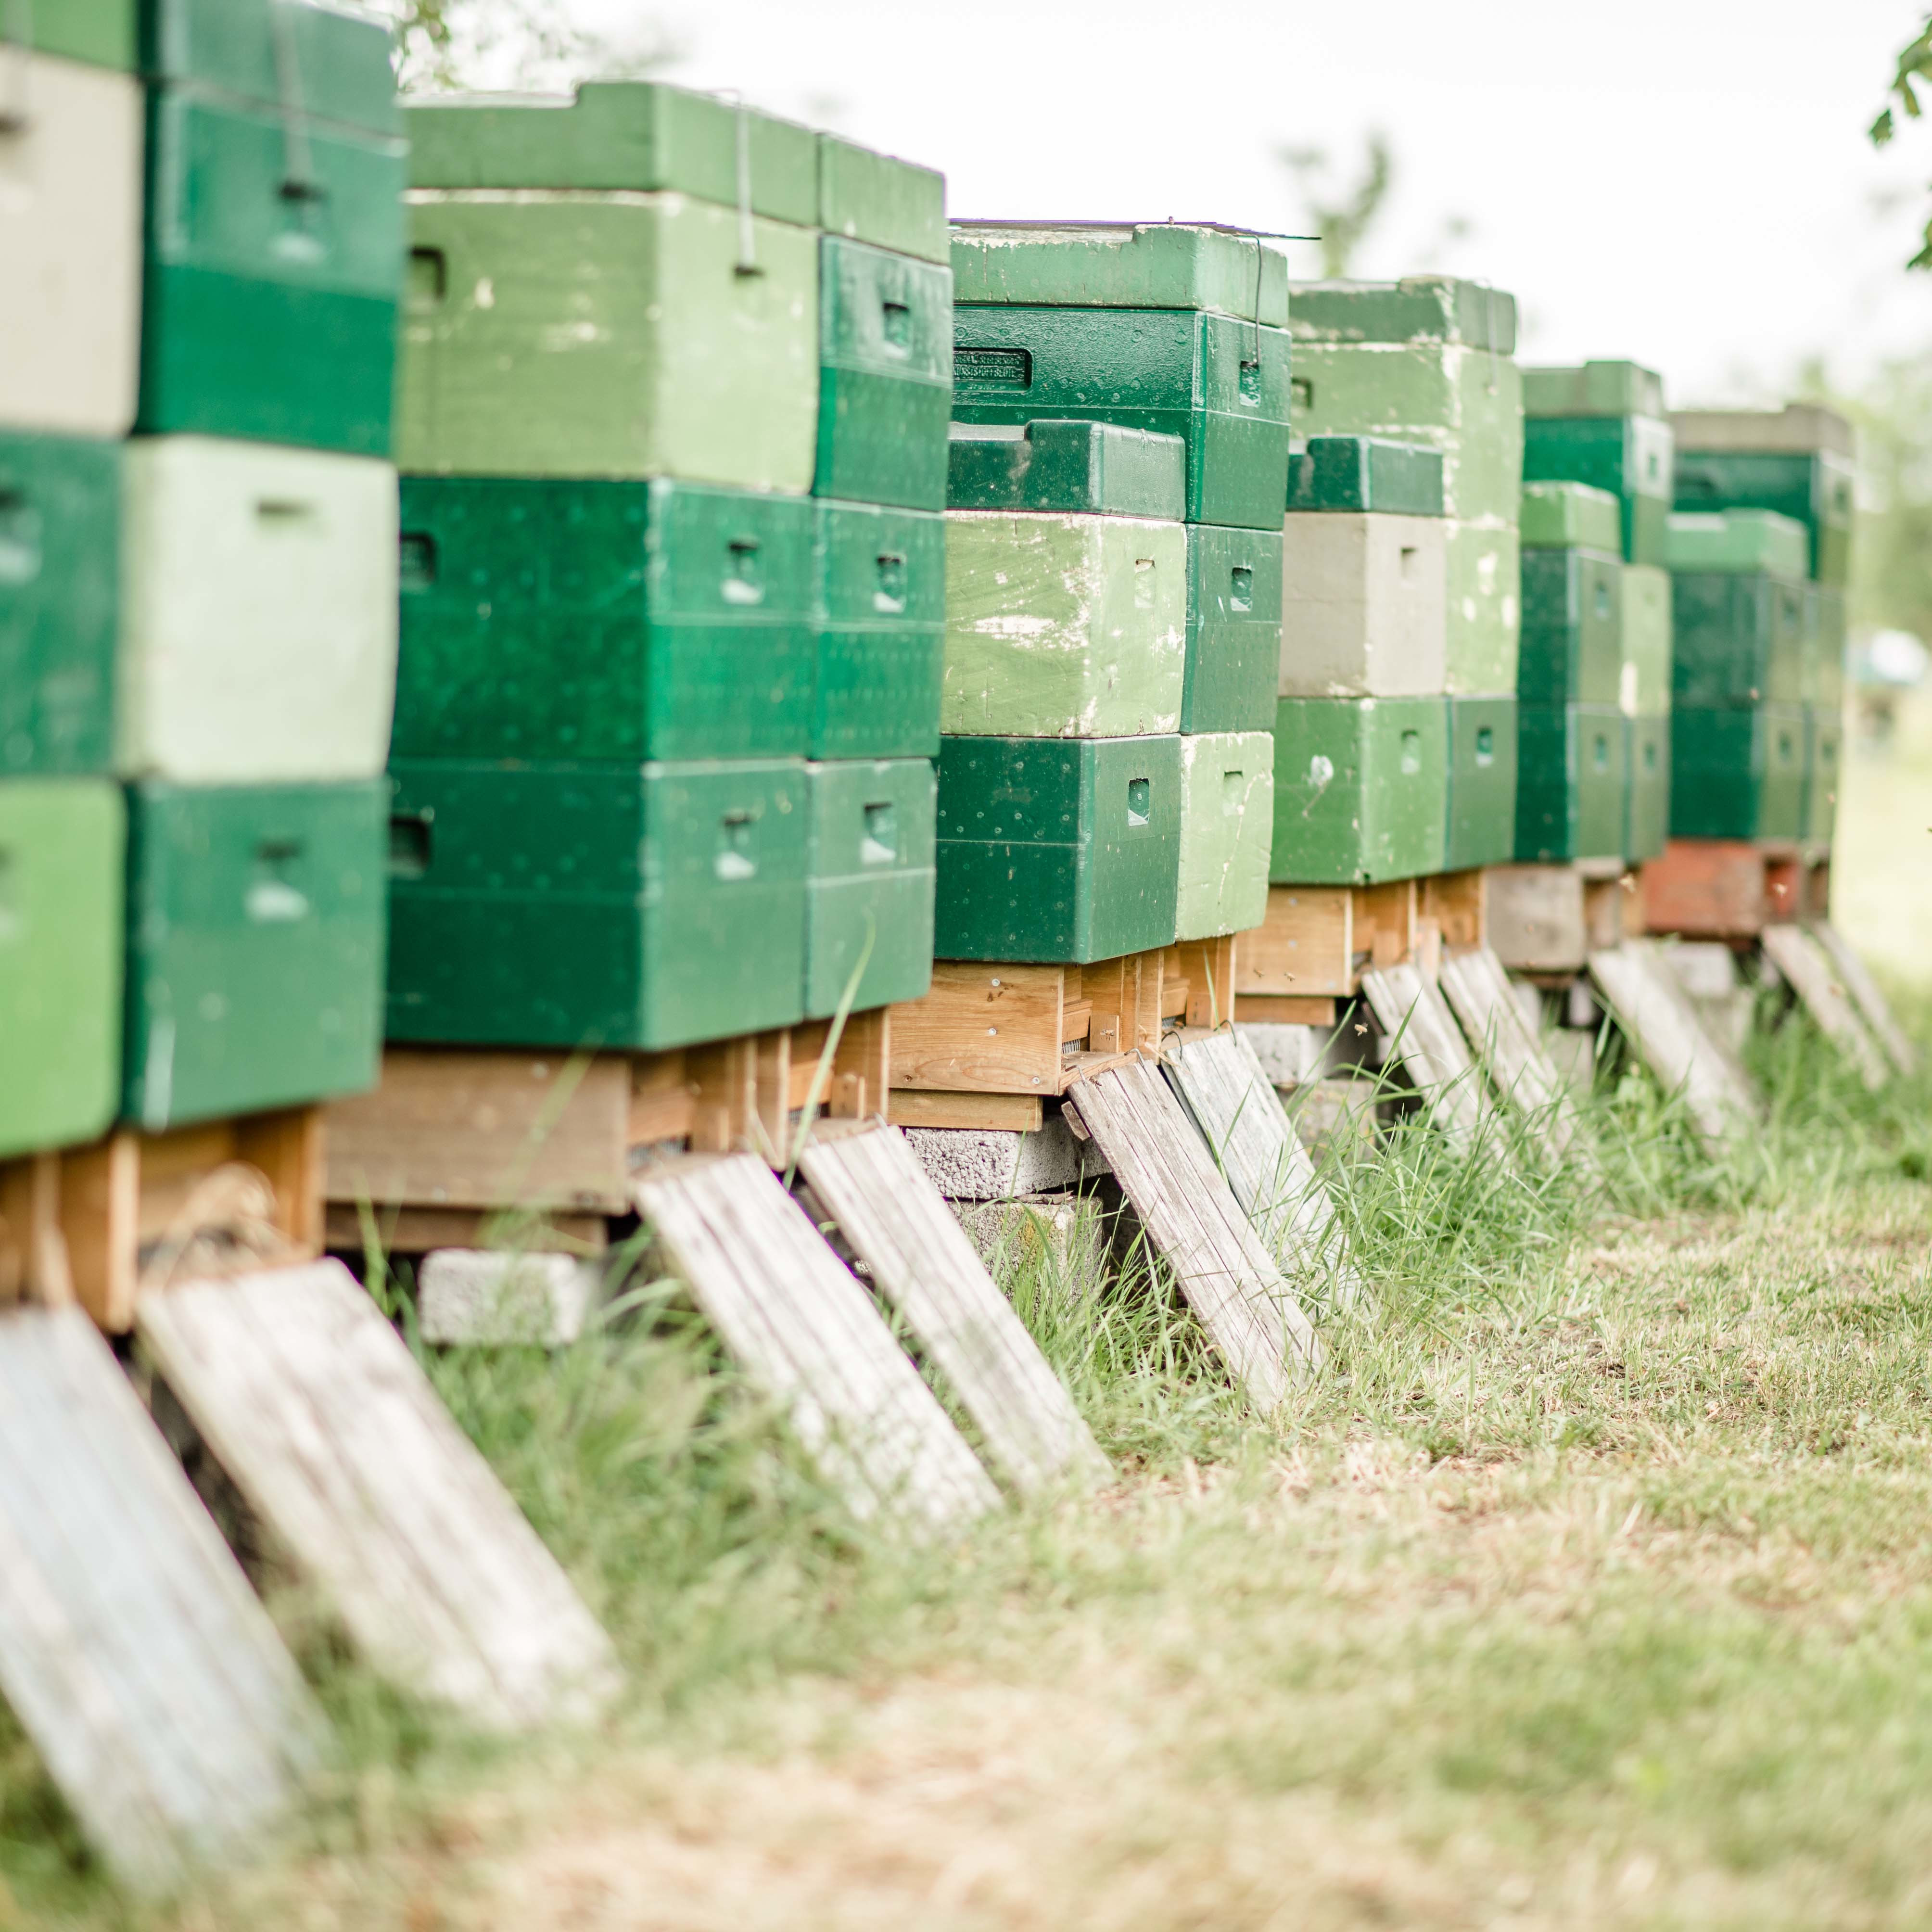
1287, 276, 1517, 351
0, 779, 124, 1159
946, 420, 1186, 518
405, 82, 816, 220
1625, 713, 1670, 862
1670, 572, 1805, 709
951, 305, 1293, 531
934, 734, 1181, 963
1522, 416, 1673, 566
1286, 435, 1444, 516
950, 222, 1289, 323
816, 236, 952, 511
385, 759, 809, 1050
1673, 449, 1852, 588
1518, 547, 1623, 708
394, 478, 815, 764
803, 758, 936, 1015
1445, 693, 1518, 871
1803, 707, 1841, 847
0, 432, 119, 778
1183, 522, 1281, 735
1514, 704, 1625, 864
123, 779, 386, 1130
30, 0, 136, 70
1668, 704, 1805, 842
813, 501, 945, 760
819, 136, 947, 265
1269, 696, 1448, 885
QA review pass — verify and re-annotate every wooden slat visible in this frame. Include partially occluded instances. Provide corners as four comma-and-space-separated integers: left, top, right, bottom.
1422, 868, 1487, 951
1588, 941, 1761, 1150
1809, 921, 1919, 1077
1354, 879, 1418, 969
798, 1123, 1107, 1496
0, 1153, 71, 1307
889, 963, 1066, 1095
886, 1090, 1045, 1131
1359, 963, 1502, 1154
135, 1259, 621, 1732
1062, 1059, 1321, 1408
1436, 946, 1588, 1163
635, 1153, 1001, 1536
322, 1203, 607, 1256
0, 1306, 324, 1893
1760, 925, 1891, 1091
1234, 994, 1338, 1025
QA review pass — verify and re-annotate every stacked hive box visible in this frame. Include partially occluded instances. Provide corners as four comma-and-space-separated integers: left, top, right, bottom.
1672, 406, 1851, 851
942, 224, 1288, 959
387, 84, 947, 1048
1, 0, 397, 1161
1522, 360, 1674, 861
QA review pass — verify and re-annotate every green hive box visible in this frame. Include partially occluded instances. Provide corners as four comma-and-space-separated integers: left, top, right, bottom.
1669, 705, 1805, 843
1621, 562, 1672, 717
404, 82, 816, 219
0, 779, 124, 1159
1522, 416, 1673, 567
951, 306, 1293, 531
1445, 693, 1518, 871
1664, 508, 1809, 578
0, 432, 120, 777
1626, 713, 1670, 862
1670, 572, 1805, 710
1804, 585, 1847, 710
1175, 729, 1273, 940
1803, 707, 1842, 847
32, 0, 134, 68
819, 135, 947, 265
946, 420, 1185, 518
1269, 695, 1448, 885
942, 510, 1186, 737
123, 779, 385, 1130
813, 500, 945, 760
394, 478, 814, 764
1522, 360, 1665, 419
1671, 404, 1854, 588
145, 0, 402, 122
139, 65, 406, 455
1514, 704, 1625, 864
816, 236, 952, 511
1184, 522, 1281, 735
950, 221, 1289, 322
1286, 434, 1444, 516
386, 759, 809, 1050
803, 758, 936, 1016
398, 193, 817, 485
1518, 546, 1623, 708
933, 734, 1181, 962
1520, 481, 1621, 553
1446, 519, 1520, 696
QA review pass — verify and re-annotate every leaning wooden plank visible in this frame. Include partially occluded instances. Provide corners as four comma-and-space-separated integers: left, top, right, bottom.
797, 1123, 1107, 1496
1162, 1029, 1366, 1310
1760, 924, 1890, 1092
1588, 941, 1760, 1151
1437, 946, 1589, 1163
635, 1152, 1001, 1536
0, 1307, 324, 1894
1809, 921, 1920, 1078
135, 1260, 620, 1733
1062, 1059, 1321, 1408
1359, 963, 1501, 1154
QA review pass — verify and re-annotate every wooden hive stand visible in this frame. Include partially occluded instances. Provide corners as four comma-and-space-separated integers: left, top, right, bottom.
1638, 838, 1806, 945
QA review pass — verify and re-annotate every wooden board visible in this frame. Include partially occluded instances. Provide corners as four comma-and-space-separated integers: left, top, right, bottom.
136, 1260, 621, 1732
1639, 839, 1768, 939
1436, 946, 1588, 1162
1485, 864, 1587, 971
0, 1306, 323, 1894
889, 964, 1067, 1096
1760, 925, 1890, 1092
323, 1202, 608, 1257
1359, 963, 1501, 1154
634, 1153, 1001, 1535
797, 1123, 1107, 1496
1588, 941, 1761, 1150
1422, 868, 1487, 952
886, 1090, 1046, 1131
1810, 921, 1919, 1078
1163, 1029, 1365, 1310
1061, 1059, 1322, 1408
1238, 886, 1355, 998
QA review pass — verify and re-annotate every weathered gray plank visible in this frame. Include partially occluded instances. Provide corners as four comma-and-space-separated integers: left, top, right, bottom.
1359, 963, 1502, 1153
798, 1123, 1107, 1496
136, 1260, 620, 1734
1437, 946, 1589, 1162
1588, 941, 1761, 1150
1809, 920, 1919, 1078
1062, 1058, 1321, 1408
0, 1307, 323, 1894
635, 1152, 1002, 1536
1761, 924, 1890, 1091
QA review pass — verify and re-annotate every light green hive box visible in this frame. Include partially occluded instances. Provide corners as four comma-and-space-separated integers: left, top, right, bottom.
1175, 730, 1273, 939
1803, 585, 1846, 710
397, 193, 818, 485
949, 221, 1289, 321
119, 437, 397, 784
941, 511, 1186, 737
1445, 520, 1520, 695
1522, 360, 1665, 419
1621, 563, 1672, 717
0, 778, 124, 1159
819, 136, 947, 264
1520, 481, 1622, 553
1663, 509, 1809, 578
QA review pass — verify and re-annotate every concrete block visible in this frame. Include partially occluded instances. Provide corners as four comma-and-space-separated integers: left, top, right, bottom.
1288, 1076, 1381, 1157
1665, 941, 1738, 999
1279, 511, 1447, 697
902, 1118, 1084, 1199
952, 1194, 1103, 1287
418, 1248, 605, 1347
1238, 1020, 1328, 1089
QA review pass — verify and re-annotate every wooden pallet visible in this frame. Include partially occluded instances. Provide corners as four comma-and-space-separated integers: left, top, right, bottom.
1638, 839, 1823, 941
1359, 962, 1505, 1154
1436, 946, 1590, 1164
1809, 920, 1918, 1077
1760, 924, 1890, 1091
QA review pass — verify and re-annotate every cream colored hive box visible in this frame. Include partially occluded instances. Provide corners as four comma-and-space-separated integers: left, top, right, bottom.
1279, 511, 1446, 698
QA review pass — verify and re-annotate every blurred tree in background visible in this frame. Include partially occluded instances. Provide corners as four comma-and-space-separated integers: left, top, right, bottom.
1871, 16, 1932, 268
374, 0, 680, 92
1276, 134, 1394, 279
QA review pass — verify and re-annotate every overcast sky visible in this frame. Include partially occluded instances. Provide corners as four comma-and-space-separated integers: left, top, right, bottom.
572, 0, 1932, 407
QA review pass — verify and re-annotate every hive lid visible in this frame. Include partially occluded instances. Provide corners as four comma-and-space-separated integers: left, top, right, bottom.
1669, 404, 1853, 458
947, 420, 1186, 520
1287, 275, 1517, 351
1523, 359, 1665, 420
1520, 482, 1623, 552
818, 136, 946, 263
1664, 508, 1811, 577
1287, 435, 1444, 516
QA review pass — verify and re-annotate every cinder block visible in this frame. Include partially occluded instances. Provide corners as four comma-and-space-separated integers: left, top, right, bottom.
1238, 1021, 1328, 1089
951, 1194, 1105, 1284
902, 1118, 1083, 1199
419, 1248, 607, 1347
1279, 512, 1447, 698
